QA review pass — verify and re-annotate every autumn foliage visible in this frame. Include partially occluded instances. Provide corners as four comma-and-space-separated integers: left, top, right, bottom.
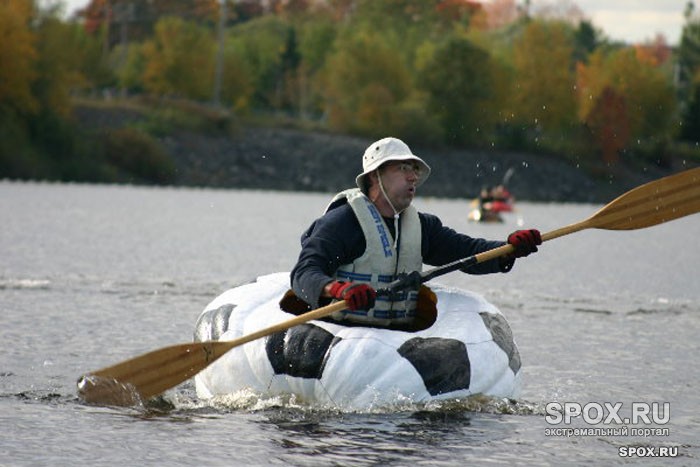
0, 0, 39, 115
2, 0, 699, 183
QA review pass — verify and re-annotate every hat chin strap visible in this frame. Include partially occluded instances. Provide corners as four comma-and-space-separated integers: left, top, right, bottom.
377, 171, 402, 250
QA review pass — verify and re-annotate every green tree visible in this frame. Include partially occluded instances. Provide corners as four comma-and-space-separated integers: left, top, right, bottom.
80, 0, 221, 45
681, 81, 700, 141
33, 17, 91, 117
678, 3, 700, 96
347, 0, 451, 66
220, 41, 255, 112
417, 36, 498, 146
347, 0, 438, 32
511, 20, 578, 135
0, 0, 42, 181
118, 43, 147, 93
141, 17, 215, 100
572, 19, 601, 64
296, 14, 337, 118
678, 6, 700, 139
1, 1, 102, 180
321, 30, 412, 137
72, 22, 114, 90
229, 15, 292, 109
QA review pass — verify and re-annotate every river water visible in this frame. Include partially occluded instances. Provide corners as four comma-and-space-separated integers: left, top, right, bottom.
1, 181, 698, 466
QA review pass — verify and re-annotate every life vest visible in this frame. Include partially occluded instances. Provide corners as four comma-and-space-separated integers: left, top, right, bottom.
327, 189, 423, 326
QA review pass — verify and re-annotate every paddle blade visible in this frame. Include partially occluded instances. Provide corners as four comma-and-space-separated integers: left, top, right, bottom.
77, 301, 349, 406
77, 341, 234, 405
588, 167, 700, 231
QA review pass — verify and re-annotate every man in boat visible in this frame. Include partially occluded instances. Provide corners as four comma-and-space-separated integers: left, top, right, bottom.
473, 184, 514, 223
290, 137, 541, 328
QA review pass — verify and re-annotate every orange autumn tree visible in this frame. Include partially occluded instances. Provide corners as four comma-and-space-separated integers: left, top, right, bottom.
0, 0, 38, 116
634, 34, 673, 67
577, 47, 677, 164
584, 86, 630, 165
0, 1, 89, 118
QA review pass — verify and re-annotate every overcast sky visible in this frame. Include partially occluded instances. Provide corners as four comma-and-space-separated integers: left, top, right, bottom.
55, 0, 689, 45
560, 0, 687, 44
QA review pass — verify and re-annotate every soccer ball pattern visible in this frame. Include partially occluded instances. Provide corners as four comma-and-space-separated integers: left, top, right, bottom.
194, 273, 521, 410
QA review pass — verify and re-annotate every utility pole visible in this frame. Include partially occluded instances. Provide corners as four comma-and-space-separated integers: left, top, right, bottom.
118, 3, 126, 97
116, 2, 134, 97
212, 0, 226, 108
102, 0, 111, 59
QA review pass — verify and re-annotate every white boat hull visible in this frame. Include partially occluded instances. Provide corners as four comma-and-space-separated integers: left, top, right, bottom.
194, 273, 521, 410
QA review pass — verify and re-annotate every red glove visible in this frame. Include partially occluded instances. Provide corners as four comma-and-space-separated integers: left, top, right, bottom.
328, 281, 376, 311
507, 229, 542, 258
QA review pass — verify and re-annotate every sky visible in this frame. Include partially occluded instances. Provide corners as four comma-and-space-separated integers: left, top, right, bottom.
560, 0, 688, 45
54, 0, 689, 45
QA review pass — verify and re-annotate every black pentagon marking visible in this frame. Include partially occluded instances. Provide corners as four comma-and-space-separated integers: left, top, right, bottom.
479, 312, 521, 374
266, 324, 340, 379
397, 337, 471, 396
193, 304, 235, 342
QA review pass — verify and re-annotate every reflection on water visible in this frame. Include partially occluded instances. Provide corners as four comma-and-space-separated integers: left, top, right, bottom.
1, 181, 698, 465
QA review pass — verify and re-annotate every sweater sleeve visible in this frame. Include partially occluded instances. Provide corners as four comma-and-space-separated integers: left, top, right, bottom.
419, 212, 510, 274
290, 204, 365, 308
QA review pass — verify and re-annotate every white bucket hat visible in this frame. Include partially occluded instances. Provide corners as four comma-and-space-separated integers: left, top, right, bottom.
355, 137, 431, 190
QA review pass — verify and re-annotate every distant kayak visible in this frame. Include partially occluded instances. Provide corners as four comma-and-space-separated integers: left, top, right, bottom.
468, 197, 514, 223
487, 199, 514, 213
468, 207, 504, 223
193, 272, 522, 411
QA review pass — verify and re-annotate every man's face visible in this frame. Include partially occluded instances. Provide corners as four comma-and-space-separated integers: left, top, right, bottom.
378, 161, 424, 212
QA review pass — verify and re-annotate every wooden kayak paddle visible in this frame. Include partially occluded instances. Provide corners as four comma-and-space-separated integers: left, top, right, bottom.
77, 167, 700, 406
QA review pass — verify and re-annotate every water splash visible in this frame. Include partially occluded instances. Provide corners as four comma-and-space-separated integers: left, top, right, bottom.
77, 375, 144, 407
197, 388, 544, 416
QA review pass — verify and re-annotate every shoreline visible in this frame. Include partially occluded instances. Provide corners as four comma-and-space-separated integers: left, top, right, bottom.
163, 126, 691, 204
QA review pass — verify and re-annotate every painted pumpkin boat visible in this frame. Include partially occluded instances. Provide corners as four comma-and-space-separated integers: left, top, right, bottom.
193, 272, 521, 411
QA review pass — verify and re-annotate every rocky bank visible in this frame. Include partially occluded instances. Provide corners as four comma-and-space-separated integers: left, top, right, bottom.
74, 104, 694, 203
162, 126, 691, 204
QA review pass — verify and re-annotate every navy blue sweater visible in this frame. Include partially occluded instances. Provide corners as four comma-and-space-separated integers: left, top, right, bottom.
291, 202, 511, 308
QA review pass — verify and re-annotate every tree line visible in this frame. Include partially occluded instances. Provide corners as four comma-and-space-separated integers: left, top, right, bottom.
2, 0, 700, 184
